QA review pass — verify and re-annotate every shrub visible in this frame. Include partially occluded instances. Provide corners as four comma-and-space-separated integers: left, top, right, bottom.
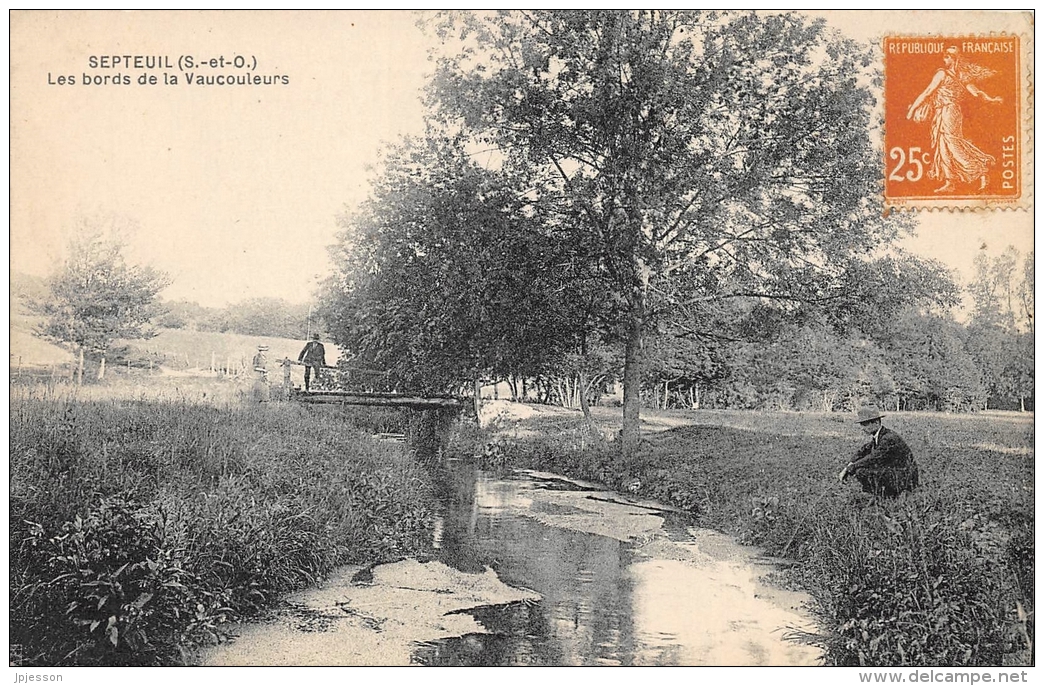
12, 497, 229, 666
800, 494, 1017, 666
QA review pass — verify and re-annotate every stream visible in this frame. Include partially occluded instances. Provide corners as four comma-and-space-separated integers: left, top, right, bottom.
202, 457, 823, 666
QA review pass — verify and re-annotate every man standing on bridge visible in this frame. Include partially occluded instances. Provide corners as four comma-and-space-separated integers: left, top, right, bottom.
298, 333, 326, 392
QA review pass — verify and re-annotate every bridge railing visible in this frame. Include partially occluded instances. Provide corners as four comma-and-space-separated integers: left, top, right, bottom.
277, 359, 461, 411
279, 358, 397, 397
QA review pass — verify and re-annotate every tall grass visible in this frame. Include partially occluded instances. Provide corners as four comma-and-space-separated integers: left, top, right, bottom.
484, 408, 1033, 666
10, 383, 436, 666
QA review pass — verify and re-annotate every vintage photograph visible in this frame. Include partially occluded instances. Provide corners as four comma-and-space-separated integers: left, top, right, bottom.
9, 10, 1034, 672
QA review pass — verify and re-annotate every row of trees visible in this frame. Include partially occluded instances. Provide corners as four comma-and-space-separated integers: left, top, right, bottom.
320, 11, 1032, 456
642, 248, 1033, 413
449, 241, 1033, 416
156, 297, 314, 339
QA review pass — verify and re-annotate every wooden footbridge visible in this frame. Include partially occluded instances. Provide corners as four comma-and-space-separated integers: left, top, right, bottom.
278, 359, 465, 411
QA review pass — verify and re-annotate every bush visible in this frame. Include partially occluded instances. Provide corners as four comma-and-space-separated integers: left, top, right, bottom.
13, 497, 228, 666
800, 494, 1016, 666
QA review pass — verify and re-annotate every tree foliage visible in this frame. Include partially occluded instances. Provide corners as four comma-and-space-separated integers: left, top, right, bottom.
965, 246, 1034, 409
320, 137, 590, 393
36, 228, 170, 356
428, 10, 915, 450
319, 11, 1023, 422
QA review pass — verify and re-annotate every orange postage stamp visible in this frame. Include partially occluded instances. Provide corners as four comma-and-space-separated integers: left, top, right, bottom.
883, 35, 1024, 209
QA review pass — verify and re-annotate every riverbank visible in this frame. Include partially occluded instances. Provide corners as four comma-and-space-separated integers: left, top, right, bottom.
10, 384, 1032, 667
481, 402, 1034, 666
9, 382, 436, 666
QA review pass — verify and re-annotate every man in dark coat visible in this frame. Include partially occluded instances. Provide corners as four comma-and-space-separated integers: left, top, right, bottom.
839, 406, 919, 497
298, 333, 326, 392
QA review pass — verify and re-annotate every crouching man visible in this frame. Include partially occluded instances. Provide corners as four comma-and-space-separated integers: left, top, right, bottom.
839, 406, 919, 497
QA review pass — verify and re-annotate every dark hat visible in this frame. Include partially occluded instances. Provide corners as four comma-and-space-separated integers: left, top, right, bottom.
855, 406, 885, 424
311, 333, 320, 340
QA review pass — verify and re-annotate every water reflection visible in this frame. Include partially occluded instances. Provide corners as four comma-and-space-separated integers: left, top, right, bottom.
421, 460, 638, 665
419, 459, 822, 667
202, 449, 821, 666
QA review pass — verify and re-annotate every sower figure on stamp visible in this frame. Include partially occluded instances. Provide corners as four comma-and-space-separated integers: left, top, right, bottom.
298, 333, 326, 392
906, 45, 1003, 193
839, 406, 919, 498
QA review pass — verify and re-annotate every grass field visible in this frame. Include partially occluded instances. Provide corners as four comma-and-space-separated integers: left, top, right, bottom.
121, 328, 343, 371
9, 321, 342, 381
481, 403, 1034, 667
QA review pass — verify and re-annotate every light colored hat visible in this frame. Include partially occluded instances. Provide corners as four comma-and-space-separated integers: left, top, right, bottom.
257, 345, 269, 351
855, 406, 885, 424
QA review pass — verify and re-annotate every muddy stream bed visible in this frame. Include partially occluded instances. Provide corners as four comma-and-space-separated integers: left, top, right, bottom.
202, 459, 823, 666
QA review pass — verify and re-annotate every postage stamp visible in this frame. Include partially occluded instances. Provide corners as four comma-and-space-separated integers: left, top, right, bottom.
883, 35, 1027, 209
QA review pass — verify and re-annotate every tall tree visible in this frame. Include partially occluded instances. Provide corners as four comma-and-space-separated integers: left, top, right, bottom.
35, 225, 170, 383
881, 312, 985, 412
429, 10, 909, 454
320, 137, 593, 394
966, 245, 1033, 409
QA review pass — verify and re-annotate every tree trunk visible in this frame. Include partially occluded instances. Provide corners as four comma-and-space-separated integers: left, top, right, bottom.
621, 313, 644, 457
473, 377, 483, 427
77, 348, 84, 386
97, 357, 105, 380
579, 371, 593, 424
1020, 396, 1025, 412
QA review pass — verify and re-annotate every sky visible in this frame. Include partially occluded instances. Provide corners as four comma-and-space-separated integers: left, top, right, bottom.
9, 10, 1033, 309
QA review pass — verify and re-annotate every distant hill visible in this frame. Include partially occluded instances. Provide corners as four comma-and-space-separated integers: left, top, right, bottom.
122, 328, 341, 371
10, 271, 49, 306
10, 272, 76, 368
9, 271, 331, 371
156, 297, 316, 341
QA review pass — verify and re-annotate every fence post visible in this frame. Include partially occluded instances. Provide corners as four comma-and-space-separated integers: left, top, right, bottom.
98, 357, 106, 380
282, 358, 292, 400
